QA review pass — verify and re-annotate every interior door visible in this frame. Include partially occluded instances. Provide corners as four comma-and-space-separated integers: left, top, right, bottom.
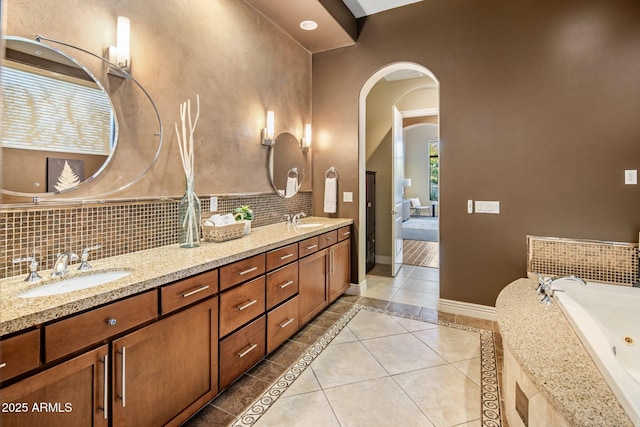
391, 105, 404, 276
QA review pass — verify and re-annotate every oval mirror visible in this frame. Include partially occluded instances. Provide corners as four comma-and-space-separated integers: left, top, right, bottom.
1, 36, 117, 195
268, 132, 305, 198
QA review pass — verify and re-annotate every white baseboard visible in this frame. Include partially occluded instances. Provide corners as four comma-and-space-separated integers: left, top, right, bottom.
438, 298, 496, 321
375, 255, 392, 264
346, 279, 367, 296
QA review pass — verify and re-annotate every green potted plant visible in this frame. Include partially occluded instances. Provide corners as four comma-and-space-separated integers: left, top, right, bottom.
233, 205, 253, 235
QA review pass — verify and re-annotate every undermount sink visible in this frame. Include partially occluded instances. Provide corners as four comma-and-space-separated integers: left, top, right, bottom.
294, 223, 323, 228
17, 270, 133, 298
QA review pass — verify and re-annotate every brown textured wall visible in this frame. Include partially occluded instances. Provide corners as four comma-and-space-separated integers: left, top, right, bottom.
3, 0, 311, 201
312, 0, 640, 306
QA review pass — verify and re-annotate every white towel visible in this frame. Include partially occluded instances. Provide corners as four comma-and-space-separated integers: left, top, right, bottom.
286, 177, 298, 197
324, 177, 337, 213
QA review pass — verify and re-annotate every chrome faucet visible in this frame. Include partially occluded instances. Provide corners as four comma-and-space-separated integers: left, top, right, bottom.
77, 245, 101, 271
52, 252, 79, 277
538, 274, 587, 304
13, 256, 42, 282
292, 212, 307, 224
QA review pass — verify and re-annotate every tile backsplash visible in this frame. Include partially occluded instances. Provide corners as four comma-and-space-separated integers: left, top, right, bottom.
527, 235, 639, 286
1, 192, 311, 279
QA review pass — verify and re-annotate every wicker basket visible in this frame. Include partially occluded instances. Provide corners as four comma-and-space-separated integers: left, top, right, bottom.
202, 221, 245, 242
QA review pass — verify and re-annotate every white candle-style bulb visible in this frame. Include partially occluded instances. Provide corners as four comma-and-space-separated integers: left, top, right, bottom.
266, 111, 275, 140
116, 16, 130, 68
304, 123, 312, 148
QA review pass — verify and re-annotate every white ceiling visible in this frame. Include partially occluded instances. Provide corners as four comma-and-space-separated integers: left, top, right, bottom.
341, 0, 422, 18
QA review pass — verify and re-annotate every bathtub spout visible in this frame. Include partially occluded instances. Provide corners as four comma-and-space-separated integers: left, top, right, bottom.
540, 275, 587, 304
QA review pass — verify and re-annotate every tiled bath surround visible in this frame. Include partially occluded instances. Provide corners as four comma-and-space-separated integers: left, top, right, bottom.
1, 192, 312, 279
527, 235, 639, 286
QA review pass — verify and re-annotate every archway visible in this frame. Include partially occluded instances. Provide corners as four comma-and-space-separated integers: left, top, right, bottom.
357, 62, 440, 290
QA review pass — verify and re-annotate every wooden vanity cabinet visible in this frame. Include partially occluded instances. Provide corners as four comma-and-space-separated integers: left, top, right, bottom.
0, 329, 40, 384
0, 345, 108, 427
111, 297, 218, 427
328, 239, 351, 302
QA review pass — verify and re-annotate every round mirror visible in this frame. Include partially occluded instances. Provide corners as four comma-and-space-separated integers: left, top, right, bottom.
1, 36, 117, 195
268, 132, 305, 198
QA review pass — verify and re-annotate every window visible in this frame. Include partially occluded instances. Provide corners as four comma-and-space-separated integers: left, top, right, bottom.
429, 139, 439, 201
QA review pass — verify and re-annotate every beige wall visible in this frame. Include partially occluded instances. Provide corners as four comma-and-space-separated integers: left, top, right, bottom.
313, 0, 640, 306
3, 0, 311, 202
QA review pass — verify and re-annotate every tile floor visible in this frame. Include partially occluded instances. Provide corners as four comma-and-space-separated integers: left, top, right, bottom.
185, 264, 505, 427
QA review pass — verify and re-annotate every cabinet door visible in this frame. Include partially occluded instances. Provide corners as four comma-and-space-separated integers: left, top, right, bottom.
329, 239, 351, 302
112, 297, 218, 427
298, 249, 328, 324
0, 345, 108, 427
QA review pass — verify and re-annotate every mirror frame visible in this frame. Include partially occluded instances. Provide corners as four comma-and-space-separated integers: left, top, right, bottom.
267, 132, 306, 198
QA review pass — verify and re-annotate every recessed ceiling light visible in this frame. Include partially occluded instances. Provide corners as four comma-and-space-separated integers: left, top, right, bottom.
300, 20, 318, 31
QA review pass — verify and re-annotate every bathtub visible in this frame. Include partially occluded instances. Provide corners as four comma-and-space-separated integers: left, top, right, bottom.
551, 278, 640, 426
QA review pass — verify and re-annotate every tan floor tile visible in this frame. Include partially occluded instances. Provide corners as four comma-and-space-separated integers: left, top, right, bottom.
393, 315, 439, 332
413, 326, 481, 363
182, 403, 236, 427
281, 367, 321, 397
455, 314, 494, 330
387, 301, 423, 316
361, 332, 447, 375
394, 364, 481, 427
253, 391, 339, 427
409, 267, 440, 281
452, 357, 482, 386
346, 310, 407, 340
310, 341, 388, 389
391, 288, 439, 309
399, 277, 440, 294
324, 377, 434, 426
331, 325, 359, 344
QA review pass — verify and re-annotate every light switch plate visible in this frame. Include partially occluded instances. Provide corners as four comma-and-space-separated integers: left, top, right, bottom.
209, 196, 218, 212
475, 200, 500, 214
343, 192, 353, 202
467, 200, 473, 214
624, 170, 637, 185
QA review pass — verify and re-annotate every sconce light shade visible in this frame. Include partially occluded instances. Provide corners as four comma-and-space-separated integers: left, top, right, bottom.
116, 16, 130, 69
301, 123, 312, 152
262, 111, 275, 146
403, 178, 412, 187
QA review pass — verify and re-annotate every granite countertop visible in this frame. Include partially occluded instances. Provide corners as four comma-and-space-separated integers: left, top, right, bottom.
0, 217, 353, 336
496, 279, 633, 426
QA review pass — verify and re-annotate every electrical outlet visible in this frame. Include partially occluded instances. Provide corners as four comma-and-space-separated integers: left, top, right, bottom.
624, 170, 637, 185
343, 192, 353, 202
209, 196, 218, 212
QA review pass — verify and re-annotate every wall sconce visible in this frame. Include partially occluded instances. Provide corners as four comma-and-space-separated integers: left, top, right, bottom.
262, 111, 275, 146
108, 16, 131, 75
301, 123, 312, 152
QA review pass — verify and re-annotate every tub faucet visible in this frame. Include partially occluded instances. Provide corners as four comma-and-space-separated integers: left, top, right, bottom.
539, 275, 587, 304
52, 252, 79, 277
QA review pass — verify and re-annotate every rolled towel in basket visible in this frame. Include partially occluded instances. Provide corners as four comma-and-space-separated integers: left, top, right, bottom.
324, 177, 337, 213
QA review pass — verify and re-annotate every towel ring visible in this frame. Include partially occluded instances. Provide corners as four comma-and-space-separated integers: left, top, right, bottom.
325, 167, 338, 179
288, 168, 299, 179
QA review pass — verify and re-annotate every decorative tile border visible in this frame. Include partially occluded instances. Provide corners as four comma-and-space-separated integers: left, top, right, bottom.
527, 235, 639, 286
233, 304, 502, 427
0, 192, 311, 279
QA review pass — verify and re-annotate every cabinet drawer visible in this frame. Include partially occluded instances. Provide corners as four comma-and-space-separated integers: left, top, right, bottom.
266, 262, 298, 310
267, 296, 299, 353
219, 254, 265, 291
160, 269, 218, 315
219, 276, 266, 337
44, 291, 157, 362
266, 243, 298, 271
0, 329, 40, 383
219, 315, 266, 389
319, 230, 338, 250
299, 236, 319, 257
337, 225, 351, 242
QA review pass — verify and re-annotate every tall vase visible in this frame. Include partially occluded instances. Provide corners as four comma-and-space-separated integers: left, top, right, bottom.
178, 175, 202, 248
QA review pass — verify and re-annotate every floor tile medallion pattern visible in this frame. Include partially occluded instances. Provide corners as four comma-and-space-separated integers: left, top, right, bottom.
232, 304, 501, 427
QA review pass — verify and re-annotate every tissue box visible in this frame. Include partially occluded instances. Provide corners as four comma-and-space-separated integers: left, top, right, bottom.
202, 221, 245, 242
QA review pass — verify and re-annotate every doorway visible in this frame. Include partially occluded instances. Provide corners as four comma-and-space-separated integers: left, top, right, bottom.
358, 63, 440, 281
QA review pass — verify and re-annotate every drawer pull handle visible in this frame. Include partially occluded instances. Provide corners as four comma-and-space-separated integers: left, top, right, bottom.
239, 266, 258, 276
182, 285, 210, 298
343, 231, 351, 236
100, 354, 108, 419
280, 253, 294, 260
306, 244, 318, 250
0, 362, 6, 369
279, 318, 294, 329
279, 280, 294, 289
237, 299, 258, 311
326, 237, 333, 241
117, 346, 126, 407
107, 318, 117, 326
237, 343, 258, 358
